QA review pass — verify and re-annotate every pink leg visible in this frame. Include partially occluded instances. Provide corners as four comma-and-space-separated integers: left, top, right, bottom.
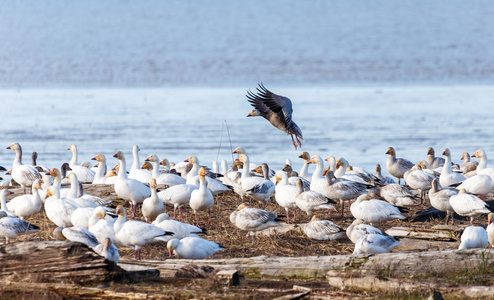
207, 209, 212, 225
296, 136, 302, 148
286, 209, 290, 224
195, 212, 200, 227
180, 207, 184, 221
290, 134, 298, 150
292, 210, 296, 223
173, 206, 177, 220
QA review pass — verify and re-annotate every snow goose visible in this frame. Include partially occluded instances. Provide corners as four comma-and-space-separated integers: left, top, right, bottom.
53, 226, 99, 248
487, 213, 494, 247
298, 151, 312, 181
185, 155, 229, 195
375, 164, 395, 185
246, 83, 303, 149
157, 181, 197, 220
456, 172, 494, 197
31, 152, 49, 172
152, 213, 205, 239
440, 148, 466, 187
346, 219, 387, 244
334, 158, 377, 185
274, 170, 300, 223
245, 163, 275, 208
88, 206, 116, 244
189, 167, 214, 226
0, 211, 38, 243
105, 169, 118, 184
93, 237, 120, 263
167, 237, 223, 259
67, 144, 95, 183
45, 168, 69, 198
160, 158, 172, 173
6, 142, 42, 192
6, 179, 43, 220
449, 189, 490, 224
91, 154, 108, 184
128, 145, 152, 184
353, 233, 402, 255
295, 178, 336, 218
0, 189, 15, 216
426, 147, 446, 169
233, 152, 264, 201
403, 164, 435, 203
458, 226, 488, 250
472, 149, 494, 177
308, 155, 328, 194
145, 154, 186, 187
44, 186, 78, 227
350, 194, 406, 225
428, 178, 457, 224
142, 178, 164, 223
229, 203, 282, 245
323, 170, 370, 216
460, 152, 478, 175
113, 151, 151, 218
300, 216, 344, 241
385, 147, 414, 184
371, 184, 420, 207
113, 205, 173, 260
281, 164, 311, 191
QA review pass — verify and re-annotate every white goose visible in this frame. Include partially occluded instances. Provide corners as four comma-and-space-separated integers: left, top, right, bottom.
298, 151, 312, 181
142, 178, 164, 223
456, 172, 494, 197
185, 155, 229, 195
487, 213, 494, 247
350, 194, 406, 225
44, 186, 78, 227
157, 181, 197, 220
353, 233, 402, 255
233, 151, 264, 200
67, 144, 95, 183
128, 145, 153, 184
440, 148, 466, 187
346, 219, 387, 244
458, 226, 488, 250
274, 170, 300, 223
428, 177, 457, 224
375, 164, 395, 185
145, 154, 186, 187
113, 205, 173, 260
0, 211, 38, 243
308, 155, 328, 194
93, 237, 120, 264
334, 158, 374, 185
300, 216, 344, 241
189, 167, 214, 226
45, 168, 70, 199
0, 189, 15, 216
295, 179, 336, 218
472, 149, 494, 177
88, 206, 117, 244
449, 189, 490, 224
152, 213, 205, 239
6, 142, 42, 192
91, 154, 109, 184
229, 203, 281, 245
113, 151, 151, 218
403, 164, 435, 203
6, 179, 43, 220
385, 147, 414, 184
167, 237, 223, 259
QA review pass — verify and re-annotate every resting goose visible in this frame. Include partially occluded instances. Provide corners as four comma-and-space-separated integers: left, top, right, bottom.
449, 189, 490, 224
427, 147, 446, 169
152, 213, 205, 239
375, 164, 395, 185
440, 148, 466, 187
246, 83, 303, 149
88, 206, 117, 244
93, 237, 120, 263
189, 167, 215, 226
460, 152, 478, 175
353, 233, 402, 255
6, 179, 43, 220
456, 173, 494, 197
229, 203, 282, 245
233, 152, 265, 201
350, 194, 406, 225
6, 142, 42, 192
44, 186, 78, 227
113, 205, 173, 260
385, 147, 414, 184
0, 211, 38, 243
295, 179, 336, 218
142, 178, 164, 223
167, 237, 223, 259
458, 226, 488, 250
145, 154, 186, 187
346, 219, 387, 244
274, 170, 300, 223
67, 144, 95, 183
0, 189, 15, 216
334, 157, 377, 185
300, 216, 344, 241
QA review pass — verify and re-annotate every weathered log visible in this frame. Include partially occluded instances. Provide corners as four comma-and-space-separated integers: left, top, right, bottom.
0, 241, 125, 284
385, 225, 463, 241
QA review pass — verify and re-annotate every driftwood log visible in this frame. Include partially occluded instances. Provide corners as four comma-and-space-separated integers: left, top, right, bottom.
0, 241, 125, 284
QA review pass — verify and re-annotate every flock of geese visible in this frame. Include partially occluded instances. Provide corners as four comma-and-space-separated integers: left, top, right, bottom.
1, 140, 494, 263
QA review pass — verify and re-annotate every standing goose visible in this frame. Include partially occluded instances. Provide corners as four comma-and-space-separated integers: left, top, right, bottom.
142, 178, 164, 223
128, 145, 153, 184
323, 170, 370, 216
274, 170, 300, 223
427, 147, 446, 169
6, 142, 41, 192
6, 179, 43, 220
167, 237, 223, 259
91, 154, 108, 184
472, 149, 494, 177
31, 152, 49, 172
403, 164, 435, 203
113, 205, 173, 260
295, 179, 336, 218
245, 163, 275, 208
440, 148, 466, 187
184, 155, 229, 195
449, 189, 490, 224
0, 211, 39, 243
308, 155, 328, 194
246, 83, 303, 149
145, 154, 186, 187
429, 178, 457, 224
233, 151, 265, 201
229, 203, 282, 245
113, 151, 151, 218
189, 167, 214, 226
67, 144, 95, 183
385, 147, 414, 184
298, 152, 312, 181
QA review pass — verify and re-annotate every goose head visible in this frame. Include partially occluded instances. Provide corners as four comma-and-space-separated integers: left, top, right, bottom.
427, 147, 435, 156
236, 203, 250, 211
6, 142, 20, 151
298, 152, 310, 160
375, 164, 382, 174
95, 206, 106, 219
141, 161, 153, 171
184, 155, 198, 164
308, 155, 322, 165
282, 164, 293, 173
198, 167, 208, 177
461, 152, 469, 160
472, 149, 485, 159
385, 147, 396, 156
160, 158, 169, 167
113, 151, 125, 160
46, 168, 60, 178
33, 179, 43, 190
116, 205, 126, 218
145, 154, 158, 163
247, 109, 261, 117
167, 238, 180, 257
442, 148, 451, 157
149, 178, 157, 189
68, 144, 77, 153
233, 147, 246, 155
92, 154, 106, 163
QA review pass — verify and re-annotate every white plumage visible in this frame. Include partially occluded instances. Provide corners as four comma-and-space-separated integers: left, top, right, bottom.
458, 226, 488, 250
167, 237, 222, 259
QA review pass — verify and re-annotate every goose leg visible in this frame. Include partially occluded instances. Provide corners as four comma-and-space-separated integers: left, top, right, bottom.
296, 136, 302, 148
195, 212, 200, 227
290, 134, 298, 150
286, 209, 290, 224
207, 209, 212, 225
293, 210, 296, 223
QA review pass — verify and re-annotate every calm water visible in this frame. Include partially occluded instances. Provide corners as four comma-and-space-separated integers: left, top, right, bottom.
2, 85, 494, 179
